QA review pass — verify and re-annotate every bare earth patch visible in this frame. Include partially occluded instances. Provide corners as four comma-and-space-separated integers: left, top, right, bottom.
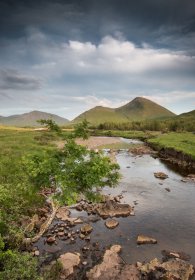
76, 136, 121, 149
56, 136, 122, 149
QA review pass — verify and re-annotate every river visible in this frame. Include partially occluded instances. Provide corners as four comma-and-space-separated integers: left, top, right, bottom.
36, 138, 195, 269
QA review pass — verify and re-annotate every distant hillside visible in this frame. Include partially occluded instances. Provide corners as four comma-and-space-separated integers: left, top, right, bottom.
73, 97, 176, 125
0, 111, 69, 127
168, 109, 195, 131
177, 109, 195, 119
73, 106, 127, 124
116, 97, 175, 120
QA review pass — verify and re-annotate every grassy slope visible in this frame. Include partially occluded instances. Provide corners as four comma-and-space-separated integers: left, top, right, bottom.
159, 109, 195, 132
73, 97, 176, 125
73, 106, 128, 125
148, 132, 195, 160
175, 110, 195, 129
178, 109, 195, 119
0, 111, 69, 127
116, 97, 175, 120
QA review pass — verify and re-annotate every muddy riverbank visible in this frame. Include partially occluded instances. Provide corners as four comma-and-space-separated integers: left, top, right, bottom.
157, 146, 195, 173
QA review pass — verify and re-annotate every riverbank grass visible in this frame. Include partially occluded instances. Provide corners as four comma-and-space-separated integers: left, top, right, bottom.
147, 132, 195, 159
92, 130, 160, 140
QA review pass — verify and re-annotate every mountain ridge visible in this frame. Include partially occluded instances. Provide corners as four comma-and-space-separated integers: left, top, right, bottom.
0, 110, 69, 127
73, 97, 176, 125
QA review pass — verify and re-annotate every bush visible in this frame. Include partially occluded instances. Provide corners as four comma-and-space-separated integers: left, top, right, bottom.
0, 247, 41, 280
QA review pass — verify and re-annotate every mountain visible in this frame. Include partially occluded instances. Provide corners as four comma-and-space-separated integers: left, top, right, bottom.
73, 106, 127, 124
177, 109, 195, 119
73, 97, 176, 125
171, 109, 195, 131
0, 111, 69, 127
116, 97, 175, 120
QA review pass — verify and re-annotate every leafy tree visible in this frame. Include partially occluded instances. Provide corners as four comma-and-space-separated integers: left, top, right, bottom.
37, 119, 62, 134
23, 120, 120, 204
74, 119, 90, 139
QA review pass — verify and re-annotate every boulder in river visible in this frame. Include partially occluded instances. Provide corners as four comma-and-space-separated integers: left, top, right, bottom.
46, 236, 56, 244
154, 172, 168, 179
58, 252, 80, 278
80, 224, 93, 235
56, 206, 70, 220
137, 235, 157, 245
86, 245, 122, 279
96, 200, 132, 218
105, 219, 119, 229
129, 145, 152, 155
87, 245, 141, 280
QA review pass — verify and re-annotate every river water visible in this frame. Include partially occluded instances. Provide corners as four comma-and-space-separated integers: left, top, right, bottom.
36, 139, 195, 267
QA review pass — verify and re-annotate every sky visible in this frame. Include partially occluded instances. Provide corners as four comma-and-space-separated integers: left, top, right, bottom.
0, 0, 195, 120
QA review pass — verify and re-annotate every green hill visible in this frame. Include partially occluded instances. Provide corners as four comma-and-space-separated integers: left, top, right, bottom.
73, 97, 176, 125
0, 111, 69, 127
166, 109, 195, 131
177, 109, 195, 119
73, 106, 127, 124
116, 97, 175, 120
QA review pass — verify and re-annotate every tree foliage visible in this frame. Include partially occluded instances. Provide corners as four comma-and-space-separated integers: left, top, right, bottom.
96, 116, 195, 132
0, 120, 120, 278
0, 239, 41, 280
37, 119, 62, 134
24, 120, 120, 204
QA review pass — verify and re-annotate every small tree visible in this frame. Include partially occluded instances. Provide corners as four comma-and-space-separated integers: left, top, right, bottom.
74, 119, 90, 140
37, 119, 62, 134
24, 120, 120, 203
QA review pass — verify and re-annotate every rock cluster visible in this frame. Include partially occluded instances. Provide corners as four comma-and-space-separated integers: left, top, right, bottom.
129, 145, 153, 156
137, 257, 194, 280
86, 244, 194, 280
73, 195, 133, 219
45, 219, 85, 244
96, 199, 133, 219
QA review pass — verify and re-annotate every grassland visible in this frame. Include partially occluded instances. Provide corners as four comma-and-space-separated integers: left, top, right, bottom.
0, 129, 56, 158
92, 129, 160, 140
147, 132, 195, 160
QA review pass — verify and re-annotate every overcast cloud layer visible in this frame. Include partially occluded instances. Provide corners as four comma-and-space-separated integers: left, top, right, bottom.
0, 0, 195, 119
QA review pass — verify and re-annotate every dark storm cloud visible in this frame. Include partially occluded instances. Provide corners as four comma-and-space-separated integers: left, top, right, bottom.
0, 70, 42, 90
0, 0, 194, 118
0, 0, 195, 51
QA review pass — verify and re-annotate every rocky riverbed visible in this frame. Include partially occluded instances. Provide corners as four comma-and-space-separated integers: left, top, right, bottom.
28, 137, 195, 279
